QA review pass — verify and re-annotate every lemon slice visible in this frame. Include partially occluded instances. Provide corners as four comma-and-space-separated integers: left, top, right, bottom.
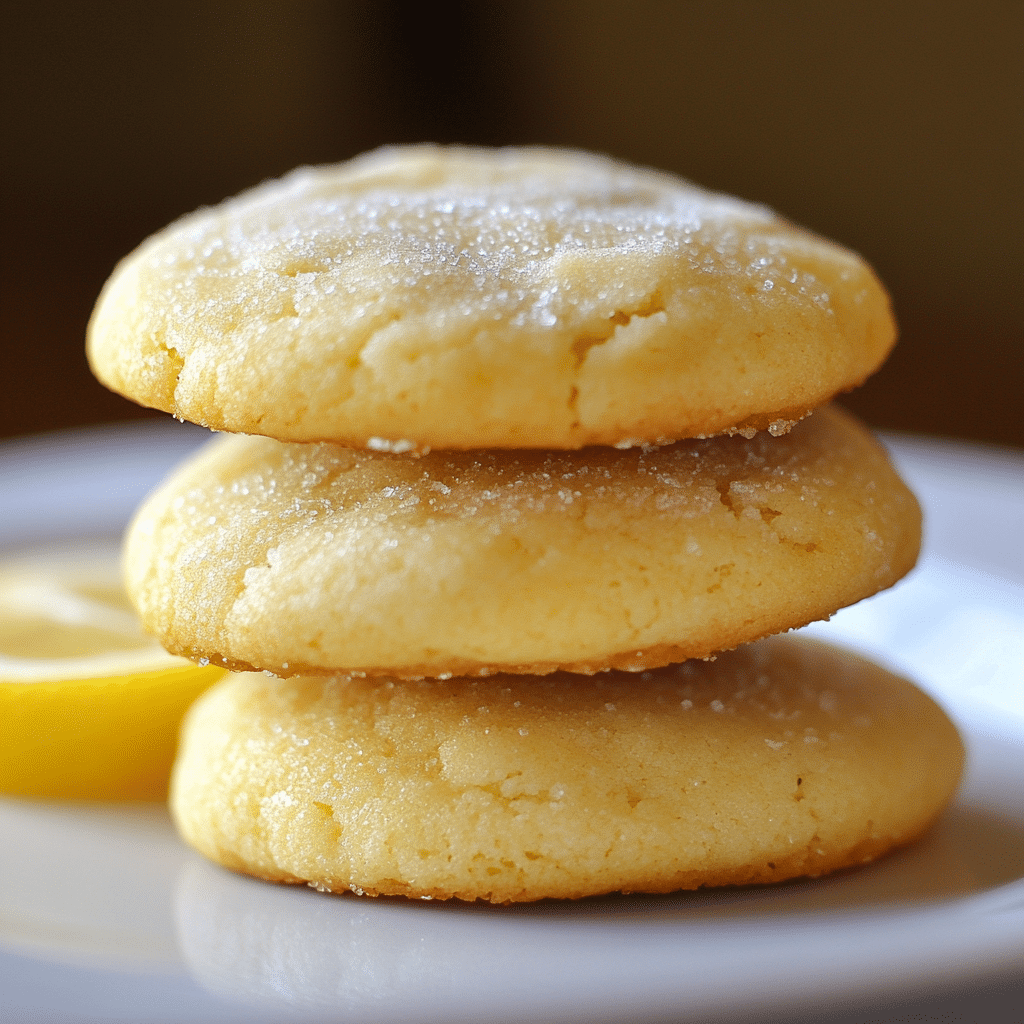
0, 541, 225, 800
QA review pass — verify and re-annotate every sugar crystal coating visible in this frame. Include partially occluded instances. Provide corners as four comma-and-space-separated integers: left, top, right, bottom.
170, 636, 964, 902
125, 406, 921, 678
89, 145, 896, 447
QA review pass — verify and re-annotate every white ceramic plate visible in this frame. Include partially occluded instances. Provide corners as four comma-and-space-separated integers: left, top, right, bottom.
1, 421, 1022, 1024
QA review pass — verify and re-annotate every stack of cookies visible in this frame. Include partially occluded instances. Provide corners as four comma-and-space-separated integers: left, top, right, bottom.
88, 146, 962, 902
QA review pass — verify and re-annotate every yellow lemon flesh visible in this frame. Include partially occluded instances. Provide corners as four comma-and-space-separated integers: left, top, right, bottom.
0, 542, 225, 800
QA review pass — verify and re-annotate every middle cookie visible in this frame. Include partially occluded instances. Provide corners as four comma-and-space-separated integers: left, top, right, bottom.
125, 405, 920, 678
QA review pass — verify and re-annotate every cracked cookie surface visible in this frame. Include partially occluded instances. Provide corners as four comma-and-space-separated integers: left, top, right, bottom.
124, 406, 920, 678
88, 145, 895, 448
169, 636, 963, 902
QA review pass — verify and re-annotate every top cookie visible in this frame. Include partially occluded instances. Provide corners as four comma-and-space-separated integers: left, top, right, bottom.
88, 145, 895, 449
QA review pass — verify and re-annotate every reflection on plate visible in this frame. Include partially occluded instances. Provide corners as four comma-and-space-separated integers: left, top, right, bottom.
1, 422, 1022, 1024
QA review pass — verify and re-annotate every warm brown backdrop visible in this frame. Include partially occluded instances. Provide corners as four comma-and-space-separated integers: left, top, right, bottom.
3, 1, 1021, 447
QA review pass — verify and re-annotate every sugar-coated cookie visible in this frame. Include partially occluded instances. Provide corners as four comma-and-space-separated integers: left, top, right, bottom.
170, 637, 963, 903
125, 406, 920, 678
89, 145, 895, 448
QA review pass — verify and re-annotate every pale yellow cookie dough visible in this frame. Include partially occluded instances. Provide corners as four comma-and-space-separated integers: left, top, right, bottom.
170, 637, 963, 903
124, 406, 920, 678
89, 145, 895, 448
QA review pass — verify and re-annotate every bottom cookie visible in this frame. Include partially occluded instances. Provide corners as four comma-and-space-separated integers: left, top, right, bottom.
170, 636, 963, 903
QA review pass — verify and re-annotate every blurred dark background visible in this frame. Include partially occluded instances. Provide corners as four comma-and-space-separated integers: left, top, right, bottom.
3, 0, 1021, 448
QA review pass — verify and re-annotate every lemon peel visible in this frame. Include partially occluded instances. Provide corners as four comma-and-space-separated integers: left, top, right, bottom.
0, 542, 225, 800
